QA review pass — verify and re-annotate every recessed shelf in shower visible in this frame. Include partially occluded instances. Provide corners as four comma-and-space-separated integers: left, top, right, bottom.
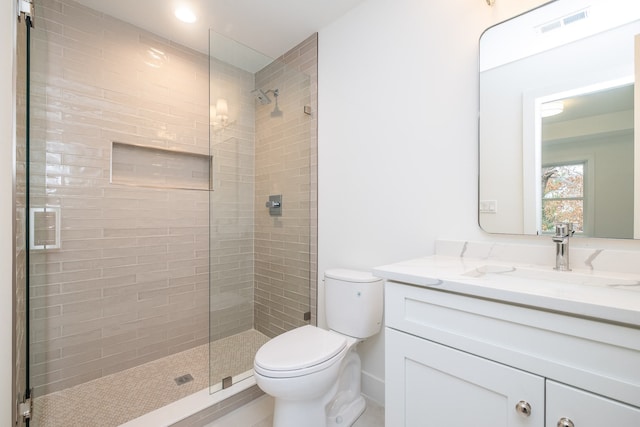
110, 141, 213, 190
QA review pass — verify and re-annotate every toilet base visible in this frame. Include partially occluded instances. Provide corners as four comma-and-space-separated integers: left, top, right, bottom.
327, 394, 366, 427
325, 348, 366, 426
272, 393, 367, 427
273, 396, 329, 427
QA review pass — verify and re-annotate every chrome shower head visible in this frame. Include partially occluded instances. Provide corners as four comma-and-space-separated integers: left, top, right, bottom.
251, 88, 271, 105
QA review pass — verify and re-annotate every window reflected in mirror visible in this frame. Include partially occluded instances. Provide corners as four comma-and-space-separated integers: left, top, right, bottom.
541, 163, 584, 234
539, 83, 633, 238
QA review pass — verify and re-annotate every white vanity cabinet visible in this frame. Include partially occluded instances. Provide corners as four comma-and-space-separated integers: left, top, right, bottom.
384, 280, 640, 427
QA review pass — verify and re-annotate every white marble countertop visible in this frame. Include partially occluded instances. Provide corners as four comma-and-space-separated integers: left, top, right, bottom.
373, 255, 640, 327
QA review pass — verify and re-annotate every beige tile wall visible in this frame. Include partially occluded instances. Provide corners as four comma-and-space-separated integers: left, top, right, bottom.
29, 0, 255, 395
253, 34, 318, 336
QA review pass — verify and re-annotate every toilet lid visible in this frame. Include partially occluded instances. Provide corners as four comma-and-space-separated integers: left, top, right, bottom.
254, 325, 347, 372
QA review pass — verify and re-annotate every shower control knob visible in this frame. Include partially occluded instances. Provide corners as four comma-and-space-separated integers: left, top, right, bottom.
515, 401, 531, 417
265, 195, 282, 216
557, 418, 575, 427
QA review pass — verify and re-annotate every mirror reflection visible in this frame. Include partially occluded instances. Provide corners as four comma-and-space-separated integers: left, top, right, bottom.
541, 84, 634, 237
479, 0, 640, 238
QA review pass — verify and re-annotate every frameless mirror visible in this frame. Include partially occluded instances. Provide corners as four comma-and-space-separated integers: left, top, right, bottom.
479, 0, 640, 238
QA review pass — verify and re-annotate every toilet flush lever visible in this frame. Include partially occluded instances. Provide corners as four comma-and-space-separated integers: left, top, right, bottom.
266, 195, 282, 216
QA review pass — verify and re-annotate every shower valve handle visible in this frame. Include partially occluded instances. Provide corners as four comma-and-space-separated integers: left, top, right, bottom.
265, 201, 281, 208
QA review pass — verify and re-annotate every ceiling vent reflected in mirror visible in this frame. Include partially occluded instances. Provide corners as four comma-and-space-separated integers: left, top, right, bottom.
537, 9, 590, 34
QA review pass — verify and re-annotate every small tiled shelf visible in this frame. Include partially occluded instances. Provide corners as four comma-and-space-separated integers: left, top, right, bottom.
111, 142, 212, 190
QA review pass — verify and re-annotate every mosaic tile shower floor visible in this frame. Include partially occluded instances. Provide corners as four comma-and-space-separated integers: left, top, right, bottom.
32, 329, 270, 427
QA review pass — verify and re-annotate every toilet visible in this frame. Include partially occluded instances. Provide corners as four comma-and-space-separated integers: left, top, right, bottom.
253, 269, 384, 427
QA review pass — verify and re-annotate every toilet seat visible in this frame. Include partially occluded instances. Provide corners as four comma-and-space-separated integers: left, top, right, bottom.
254, 325, 347, 378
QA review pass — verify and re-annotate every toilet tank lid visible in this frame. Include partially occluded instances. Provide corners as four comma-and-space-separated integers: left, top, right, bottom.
325, 269, 381, 283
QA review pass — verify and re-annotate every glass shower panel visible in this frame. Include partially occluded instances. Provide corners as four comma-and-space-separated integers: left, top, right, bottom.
208, 30, 314, 393
28, 0, 212, 424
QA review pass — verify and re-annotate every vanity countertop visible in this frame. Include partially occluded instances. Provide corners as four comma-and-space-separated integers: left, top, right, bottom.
373, 255, 640, 327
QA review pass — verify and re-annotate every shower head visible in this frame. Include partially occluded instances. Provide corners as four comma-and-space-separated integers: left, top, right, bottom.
251, 89, 272, 105
251, 88, 280, 105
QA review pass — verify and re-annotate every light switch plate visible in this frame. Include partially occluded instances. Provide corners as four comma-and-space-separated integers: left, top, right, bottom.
480, 200, 498, 214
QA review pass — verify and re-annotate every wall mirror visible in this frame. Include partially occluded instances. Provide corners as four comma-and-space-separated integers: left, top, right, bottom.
479, 0, 640, 238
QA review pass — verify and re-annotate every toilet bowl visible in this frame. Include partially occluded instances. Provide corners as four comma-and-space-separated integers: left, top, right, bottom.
254, 269, 383, 427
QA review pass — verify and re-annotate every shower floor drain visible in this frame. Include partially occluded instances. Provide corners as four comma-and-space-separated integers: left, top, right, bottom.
174, 374, 194, 386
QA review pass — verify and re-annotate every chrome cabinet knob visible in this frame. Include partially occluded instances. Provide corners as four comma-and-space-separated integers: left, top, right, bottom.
557, 418, 575, 427
515, 401, 532, 417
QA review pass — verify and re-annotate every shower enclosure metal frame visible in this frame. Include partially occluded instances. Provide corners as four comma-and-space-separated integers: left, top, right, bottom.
15, 4, 34, 426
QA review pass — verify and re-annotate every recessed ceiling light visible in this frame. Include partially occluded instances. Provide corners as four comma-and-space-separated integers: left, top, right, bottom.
175, 6, 197, 23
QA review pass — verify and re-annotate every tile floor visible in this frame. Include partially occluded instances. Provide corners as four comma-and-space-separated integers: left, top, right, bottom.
206, 394, 385, 427
32, 330, 269, 427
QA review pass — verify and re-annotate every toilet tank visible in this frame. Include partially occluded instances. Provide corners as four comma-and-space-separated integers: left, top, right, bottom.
324, 269, 384, 339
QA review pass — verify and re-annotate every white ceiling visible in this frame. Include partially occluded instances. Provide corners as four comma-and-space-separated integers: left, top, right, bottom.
72, 0, 367, 59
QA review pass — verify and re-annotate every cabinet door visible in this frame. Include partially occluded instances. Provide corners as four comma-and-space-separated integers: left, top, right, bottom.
546, 380, 640, 427
386, 328, 545, 427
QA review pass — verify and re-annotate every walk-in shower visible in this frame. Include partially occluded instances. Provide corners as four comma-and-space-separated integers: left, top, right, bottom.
14, 0, 318, 425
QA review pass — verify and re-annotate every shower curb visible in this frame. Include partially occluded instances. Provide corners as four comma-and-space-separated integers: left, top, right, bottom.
170, 385, 264, 427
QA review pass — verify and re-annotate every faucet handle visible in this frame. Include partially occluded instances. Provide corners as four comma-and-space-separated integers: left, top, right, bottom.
554, 222, 574, 237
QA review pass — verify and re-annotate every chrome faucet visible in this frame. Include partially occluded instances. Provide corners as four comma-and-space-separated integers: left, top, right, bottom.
552, 222, 574, 271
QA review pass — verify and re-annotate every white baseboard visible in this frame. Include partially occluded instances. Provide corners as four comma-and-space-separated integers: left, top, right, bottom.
361, 370, 384, 407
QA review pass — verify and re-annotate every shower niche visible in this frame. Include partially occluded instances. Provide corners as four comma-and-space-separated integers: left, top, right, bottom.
110, 142, 213, 190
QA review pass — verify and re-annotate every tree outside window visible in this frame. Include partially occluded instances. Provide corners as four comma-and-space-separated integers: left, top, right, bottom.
541, 163, 584, 233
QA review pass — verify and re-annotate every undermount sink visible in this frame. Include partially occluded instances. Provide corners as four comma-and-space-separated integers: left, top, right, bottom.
463, 264, 640, 290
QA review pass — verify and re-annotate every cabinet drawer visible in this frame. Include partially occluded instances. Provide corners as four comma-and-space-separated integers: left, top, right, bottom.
546, 381, 640, 427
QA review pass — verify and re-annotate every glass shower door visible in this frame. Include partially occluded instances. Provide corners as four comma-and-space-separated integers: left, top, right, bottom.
26, 1, 215, 424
